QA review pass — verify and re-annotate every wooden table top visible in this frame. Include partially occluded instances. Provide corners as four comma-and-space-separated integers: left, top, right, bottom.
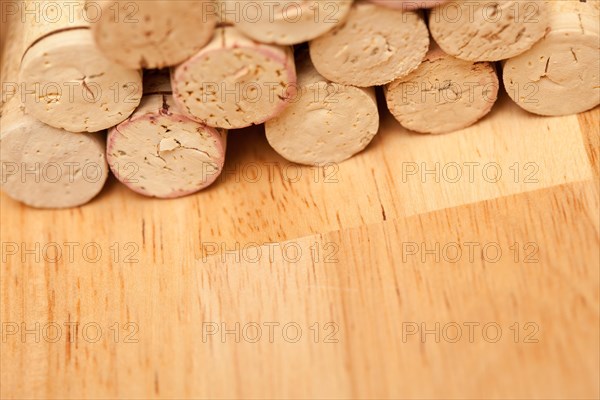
2, 89, 598, 398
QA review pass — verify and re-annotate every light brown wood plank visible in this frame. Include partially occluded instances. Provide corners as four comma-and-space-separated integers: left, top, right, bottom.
2, 180, 598, 399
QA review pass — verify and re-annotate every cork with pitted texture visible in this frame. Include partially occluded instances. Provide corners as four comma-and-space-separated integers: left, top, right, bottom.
429, 0, 550, 62
18, 0, 142, 133
223, 0, 352, 45
171, 26, 297, 130
503, 0, 600, 116
107, 71, 227, 199
1, 17, 109, 209
89, 0, 217, 69
309, 1, 429, 87
265, 50, 379, 166
385, 44, 499, 134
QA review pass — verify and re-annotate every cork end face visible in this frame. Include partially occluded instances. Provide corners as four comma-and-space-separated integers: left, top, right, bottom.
503, 31, 600, 116
91, 0, 217, 69
107, 96, 227, 199
0, 116, 108, 209
171, 28, 297, 130
429, 0, 551, 62
266, 82, 380, 166
232, 0, 352, 45
20, 29, 142, 133
386, 55, 499, 134
309, 2, 430, 87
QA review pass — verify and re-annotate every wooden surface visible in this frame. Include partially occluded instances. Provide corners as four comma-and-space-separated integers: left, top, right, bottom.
1, 22, 600, 400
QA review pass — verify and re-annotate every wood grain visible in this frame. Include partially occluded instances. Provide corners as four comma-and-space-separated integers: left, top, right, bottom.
1, 15, 599, 400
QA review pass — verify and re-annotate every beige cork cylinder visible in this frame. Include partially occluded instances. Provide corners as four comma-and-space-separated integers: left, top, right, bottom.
309, 1, 429, 87
18, 0, 142, 133
89, 0, 217, 69
1, 19, 108, 209
171, 26, 297, 130
503, 0, 600, 116
384, 44, 499, 134
107, 71, 228, 199
429, 0, 550, 61
367, 0, 449, 9
265, 52, 379, 166
222, 0, 352, 45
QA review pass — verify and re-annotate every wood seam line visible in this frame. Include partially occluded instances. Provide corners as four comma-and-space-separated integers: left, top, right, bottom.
199, 180, 599, 264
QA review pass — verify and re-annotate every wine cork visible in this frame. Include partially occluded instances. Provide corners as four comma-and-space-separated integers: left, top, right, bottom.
265, 52, 379, 166
1, 100, 109, 208
429, 0, 550, 61
171, 26, 297, 130
89, 0, 217, 69
503, 0, 600, 116
309, 1, 429, 87
385, 45, 499, 134
18, 0, 142, 133
1, 18, 108, 209
222, 0, 352, 45
107, 71, 227, 199
367, 0, 449, 9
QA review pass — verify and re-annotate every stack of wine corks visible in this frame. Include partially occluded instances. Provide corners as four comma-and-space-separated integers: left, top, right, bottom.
1, 0, 598, 208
